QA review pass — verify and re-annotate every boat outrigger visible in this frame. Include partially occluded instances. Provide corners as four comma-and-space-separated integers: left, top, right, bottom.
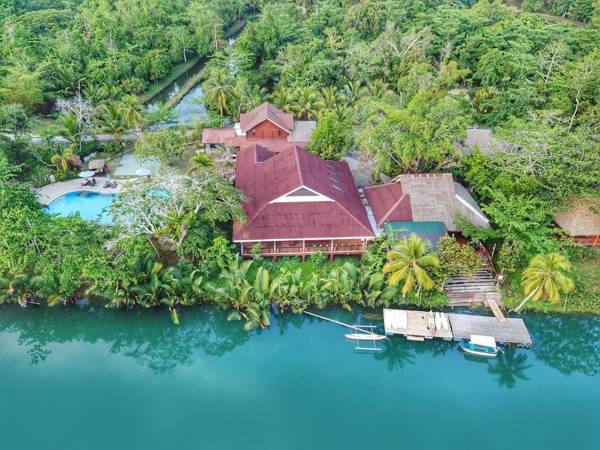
458, 335, 499, 358
344, 333, 387, 341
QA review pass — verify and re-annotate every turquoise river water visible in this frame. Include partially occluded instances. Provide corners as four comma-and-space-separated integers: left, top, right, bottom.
1, 305, 599, 450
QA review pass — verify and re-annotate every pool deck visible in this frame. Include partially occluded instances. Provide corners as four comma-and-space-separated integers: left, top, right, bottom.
35, 178, 124, 205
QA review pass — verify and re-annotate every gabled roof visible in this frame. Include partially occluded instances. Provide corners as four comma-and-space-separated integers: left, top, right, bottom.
239, 102, 294, 134
233, 144, 374, 241
362, 182, 412, 227
364, 173, 489, 232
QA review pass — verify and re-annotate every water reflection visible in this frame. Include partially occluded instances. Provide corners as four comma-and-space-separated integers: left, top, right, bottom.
488, 348, 531, 388
374, 338, 416, 370
0, 305, 250, 373
528, 314, 600, 376
2, 306, 600, 378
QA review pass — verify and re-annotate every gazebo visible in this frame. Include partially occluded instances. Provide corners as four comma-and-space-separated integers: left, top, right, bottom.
88, 159, 106, 174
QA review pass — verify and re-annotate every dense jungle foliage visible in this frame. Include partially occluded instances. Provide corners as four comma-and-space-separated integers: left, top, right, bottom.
1, 1, 599, 324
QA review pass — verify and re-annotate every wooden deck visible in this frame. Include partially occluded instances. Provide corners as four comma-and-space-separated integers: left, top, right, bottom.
383, 309, 452, 340
383, 308, 532, 347
447, 314, 532, 346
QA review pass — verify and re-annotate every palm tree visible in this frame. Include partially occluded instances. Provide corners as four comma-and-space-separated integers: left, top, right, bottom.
0, 270, 35, 306
364, 79, 394, 100
50, 148, 78, 172
55, 113, 83, 150
513, 253, 575, 313
203, 67, 236, 116
120, 95, 143, 130
343, 80, 364, 105
270, 87, 295, 113
188, 150, 214, 174
291, 86, 322, 120
320, 86, 345, 111
99, 102, 127, 144
383, 234, 440, 297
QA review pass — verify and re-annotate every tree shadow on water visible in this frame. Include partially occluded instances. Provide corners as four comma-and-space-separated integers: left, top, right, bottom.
487, 348, 531, 388
374, 338, 416, 371
0, 305, 250, 374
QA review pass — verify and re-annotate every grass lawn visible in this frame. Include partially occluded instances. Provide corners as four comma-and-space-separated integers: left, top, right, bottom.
503, 248, 600, 314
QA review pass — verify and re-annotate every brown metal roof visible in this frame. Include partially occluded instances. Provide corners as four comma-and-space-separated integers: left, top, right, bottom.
233, 144, 374, 241
364, 174, 489, 232
363, 183, 412, 226
239, 103, 294, 134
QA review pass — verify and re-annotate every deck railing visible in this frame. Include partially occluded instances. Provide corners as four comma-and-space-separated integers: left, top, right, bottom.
242, 240, 366, 256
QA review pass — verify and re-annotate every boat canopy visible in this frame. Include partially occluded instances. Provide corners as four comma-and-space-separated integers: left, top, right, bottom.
470, 335, 496, 348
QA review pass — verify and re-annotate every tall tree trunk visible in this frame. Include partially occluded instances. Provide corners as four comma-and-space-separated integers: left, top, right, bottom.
512, 287, 538, 314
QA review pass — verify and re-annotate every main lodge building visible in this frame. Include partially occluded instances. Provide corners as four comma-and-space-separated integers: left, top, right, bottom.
203, 103, 491, 259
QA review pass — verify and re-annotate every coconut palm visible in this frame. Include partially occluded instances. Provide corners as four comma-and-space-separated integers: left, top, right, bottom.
188, 150, 214, 174
99, 102, 127, 144
343, 80, 364, 105
50, 148, 78, 172
364, 79, 394, 100
120, 95, 143, 130
383, 234, 440, 297
513, 253, 575, 313
270, 87, 295, 113
291, 86, 322, 119
320, 86, 345, 111
203, 67, 236, 116
0, 270, 35, 306
55, 113, 83, 150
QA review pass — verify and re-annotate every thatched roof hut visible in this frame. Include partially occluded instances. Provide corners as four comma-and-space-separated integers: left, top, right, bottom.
555, 198, 600, 241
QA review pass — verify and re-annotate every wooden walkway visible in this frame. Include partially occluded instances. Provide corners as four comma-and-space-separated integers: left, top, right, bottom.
383, 308, 532, 347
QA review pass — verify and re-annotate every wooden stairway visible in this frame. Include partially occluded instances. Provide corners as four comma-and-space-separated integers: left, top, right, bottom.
443, 260, 502, 309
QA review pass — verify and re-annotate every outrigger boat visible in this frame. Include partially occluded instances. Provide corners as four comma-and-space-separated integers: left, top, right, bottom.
458, 335, 499, 358
344, 333, 387, 341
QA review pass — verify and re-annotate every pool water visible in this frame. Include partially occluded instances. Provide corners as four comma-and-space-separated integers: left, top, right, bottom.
44, 191, 117, 224
0, 305, 599, 450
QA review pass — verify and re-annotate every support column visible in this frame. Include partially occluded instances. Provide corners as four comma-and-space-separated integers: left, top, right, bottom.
329, 239, 334, 261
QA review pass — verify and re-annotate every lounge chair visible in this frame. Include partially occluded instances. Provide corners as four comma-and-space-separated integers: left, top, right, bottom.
110, 180, 118, 188
89, 177, 96, 186
103, 180, 111, 188
81, 178, 90, 186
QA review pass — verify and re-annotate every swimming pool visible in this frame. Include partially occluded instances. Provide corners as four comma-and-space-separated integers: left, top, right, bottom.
44, 191, 117, 224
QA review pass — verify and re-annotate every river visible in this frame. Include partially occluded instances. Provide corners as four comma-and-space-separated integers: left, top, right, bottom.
0, 305, 598, 449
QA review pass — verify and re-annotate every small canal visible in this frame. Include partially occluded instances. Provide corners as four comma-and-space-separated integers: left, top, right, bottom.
1, 305, 598, 450
146, 36, 238, 128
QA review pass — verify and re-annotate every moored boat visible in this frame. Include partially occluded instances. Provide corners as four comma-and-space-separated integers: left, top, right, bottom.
458, 335, 499, 358
345, 333, 387, 341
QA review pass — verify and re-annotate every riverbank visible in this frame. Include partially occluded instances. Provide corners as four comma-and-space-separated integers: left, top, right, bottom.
502, 249, 600, 315
138, 56, 204, 105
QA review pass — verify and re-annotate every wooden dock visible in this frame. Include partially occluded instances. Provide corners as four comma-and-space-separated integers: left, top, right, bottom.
383, 308, 532, 347
383, 309, 452, 340
447, 314, 531, 346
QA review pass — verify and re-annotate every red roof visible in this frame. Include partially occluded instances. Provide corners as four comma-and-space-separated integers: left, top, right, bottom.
363, 183, 413, 226
239, 103, 293, 134
201, 125, 235, 144
233, 144, 374, 241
